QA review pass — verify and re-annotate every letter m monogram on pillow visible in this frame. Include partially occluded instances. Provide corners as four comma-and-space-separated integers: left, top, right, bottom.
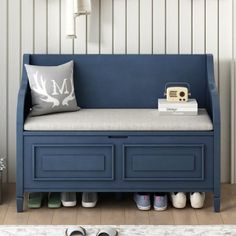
52, 79, 69, 95
32, 71, 60, 108
32, 71, 75, 108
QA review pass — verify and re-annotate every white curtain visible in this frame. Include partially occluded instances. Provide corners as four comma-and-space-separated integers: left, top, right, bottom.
88, 0, 98, 42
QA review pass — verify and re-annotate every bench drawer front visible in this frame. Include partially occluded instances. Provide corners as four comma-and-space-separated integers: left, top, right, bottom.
32, 144, 114, 181
123, 144, 205, 181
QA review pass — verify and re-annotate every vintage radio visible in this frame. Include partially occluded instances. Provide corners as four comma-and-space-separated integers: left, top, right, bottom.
164, 83, 191, 102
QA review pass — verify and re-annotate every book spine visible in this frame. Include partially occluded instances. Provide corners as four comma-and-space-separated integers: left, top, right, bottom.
158, 107, 198, 112
159, 105, 198, 109
159, 111, 198, 116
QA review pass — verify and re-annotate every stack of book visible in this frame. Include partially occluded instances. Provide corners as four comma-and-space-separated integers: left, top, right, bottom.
158, 99, 198, 115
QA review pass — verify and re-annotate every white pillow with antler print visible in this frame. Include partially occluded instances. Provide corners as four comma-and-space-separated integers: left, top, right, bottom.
25, 61, 79, 116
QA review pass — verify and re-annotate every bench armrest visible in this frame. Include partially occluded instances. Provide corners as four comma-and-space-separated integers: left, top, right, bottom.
206, 55, 221, 126
17, 54, 31, 131
17, 81, 31, 131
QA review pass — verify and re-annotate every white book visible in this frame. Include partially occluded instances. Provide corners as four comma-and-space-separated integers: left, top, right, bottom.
158, 99, 198, 109
158, 99, 198, 115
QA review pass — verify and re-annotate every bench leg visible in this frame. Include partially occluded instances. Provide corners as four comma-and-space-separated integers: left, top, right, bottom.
16, 196, 24, 212
213, 194, 220, 212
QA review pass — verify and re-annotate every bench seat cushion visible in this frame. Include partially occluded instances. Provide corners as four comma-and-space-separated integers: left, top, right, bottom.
24, 108, 213, 131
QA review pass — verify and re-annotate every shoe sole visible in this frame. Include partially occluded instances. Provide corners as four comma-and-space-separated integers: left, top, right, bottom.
82, 201, 97, 208
136, 204, 151, 211
190, 203, 204, 209
172, 203, 186, 208
154, 206, 167, 211
61, 201, 77, 207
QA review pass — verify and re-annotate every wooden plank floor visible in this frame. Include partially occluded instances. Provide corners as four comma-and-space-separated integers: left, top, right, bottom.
1, 184, 236, 225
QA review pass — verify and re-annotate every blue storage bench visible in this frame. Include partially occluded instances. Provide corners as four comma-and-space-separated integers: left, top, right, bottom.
16, 54, 220, 212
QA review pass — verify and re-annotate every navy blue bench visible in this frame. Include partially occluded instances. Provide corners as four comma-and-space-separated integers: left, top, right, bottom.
16, 54, 220, 212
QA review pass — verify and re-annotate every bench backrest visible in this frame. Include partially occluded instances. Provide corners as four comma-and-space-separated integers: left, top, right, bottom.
23, 54, 209, 108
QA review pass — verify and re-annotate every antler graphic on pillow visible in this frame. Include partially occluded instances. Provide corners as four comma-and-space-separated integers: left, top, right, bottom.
32, 71, 60, 108
62, 73, 75, 106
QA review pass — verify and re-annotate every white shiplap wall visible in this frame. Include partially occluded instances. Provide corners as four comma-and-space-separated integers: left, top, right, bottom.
0, 0, 234, 183
231, 0, 236, 183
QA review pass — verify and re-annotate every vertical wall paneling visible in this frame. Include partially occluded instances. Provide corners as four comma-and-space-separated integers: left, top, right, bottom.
21, 0, 34, 55
126, 0, 139, 54
74, 16, 87, 54
140, 0, 152, 54
219, 0, 232, 182
21, 0, 34, 80
48, 0, 60, 53
231, 0, 236, 183
61, 0, 73, 54
166, 0, 179, 53
231, 60, 235, 183
87, 0, 100, 54
153, 0, 165, 54
192, 0, 205, 53
8, 0, 21, 182
0, 0, 8, 182
100, 0, 113, 54
34, 0, 47, 53
179, 0, 192, 53
113, 0, 126, 54
206, 0, 219, 86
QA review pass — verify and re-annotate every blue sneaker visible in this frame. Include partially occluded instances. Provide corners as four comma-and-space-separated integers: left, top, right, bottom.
154, 193, 167, 211
134, 193, 151, 211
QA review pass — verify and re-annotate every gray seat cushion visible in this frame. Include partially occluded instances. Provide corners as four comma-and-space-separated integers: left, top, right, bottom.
24, 108, 213, 131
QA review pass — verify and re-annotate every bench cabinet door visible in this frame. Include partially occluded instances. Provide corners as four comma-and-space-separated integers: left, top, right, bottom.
33, 144, 114, 180
123, 144, 205, 180
120, 134, 214, 190
23, 135, 115, 189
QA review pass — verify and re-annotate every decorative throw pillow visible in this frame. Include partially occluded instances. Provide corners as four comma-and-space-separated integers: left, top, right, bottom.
25, 61, 79, 116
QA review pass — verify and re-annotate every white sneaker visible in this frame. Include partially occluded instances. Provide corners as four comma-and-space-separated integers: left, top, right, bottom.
82, 192, 98, 208
190, 192, 205, 209
61, 192, 77, 207
170, 192, 186, 208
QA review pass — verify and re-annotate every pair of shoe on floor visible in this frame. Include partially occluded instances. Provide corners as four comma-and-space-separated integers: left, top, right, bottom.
66, 226, 118, 236
134, 193, 167, 211
28, 193, 61, 209
28, 192, 98, 209
134, 192, 205, 211
171, 192, 205, 209
61, 192, 98, 208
